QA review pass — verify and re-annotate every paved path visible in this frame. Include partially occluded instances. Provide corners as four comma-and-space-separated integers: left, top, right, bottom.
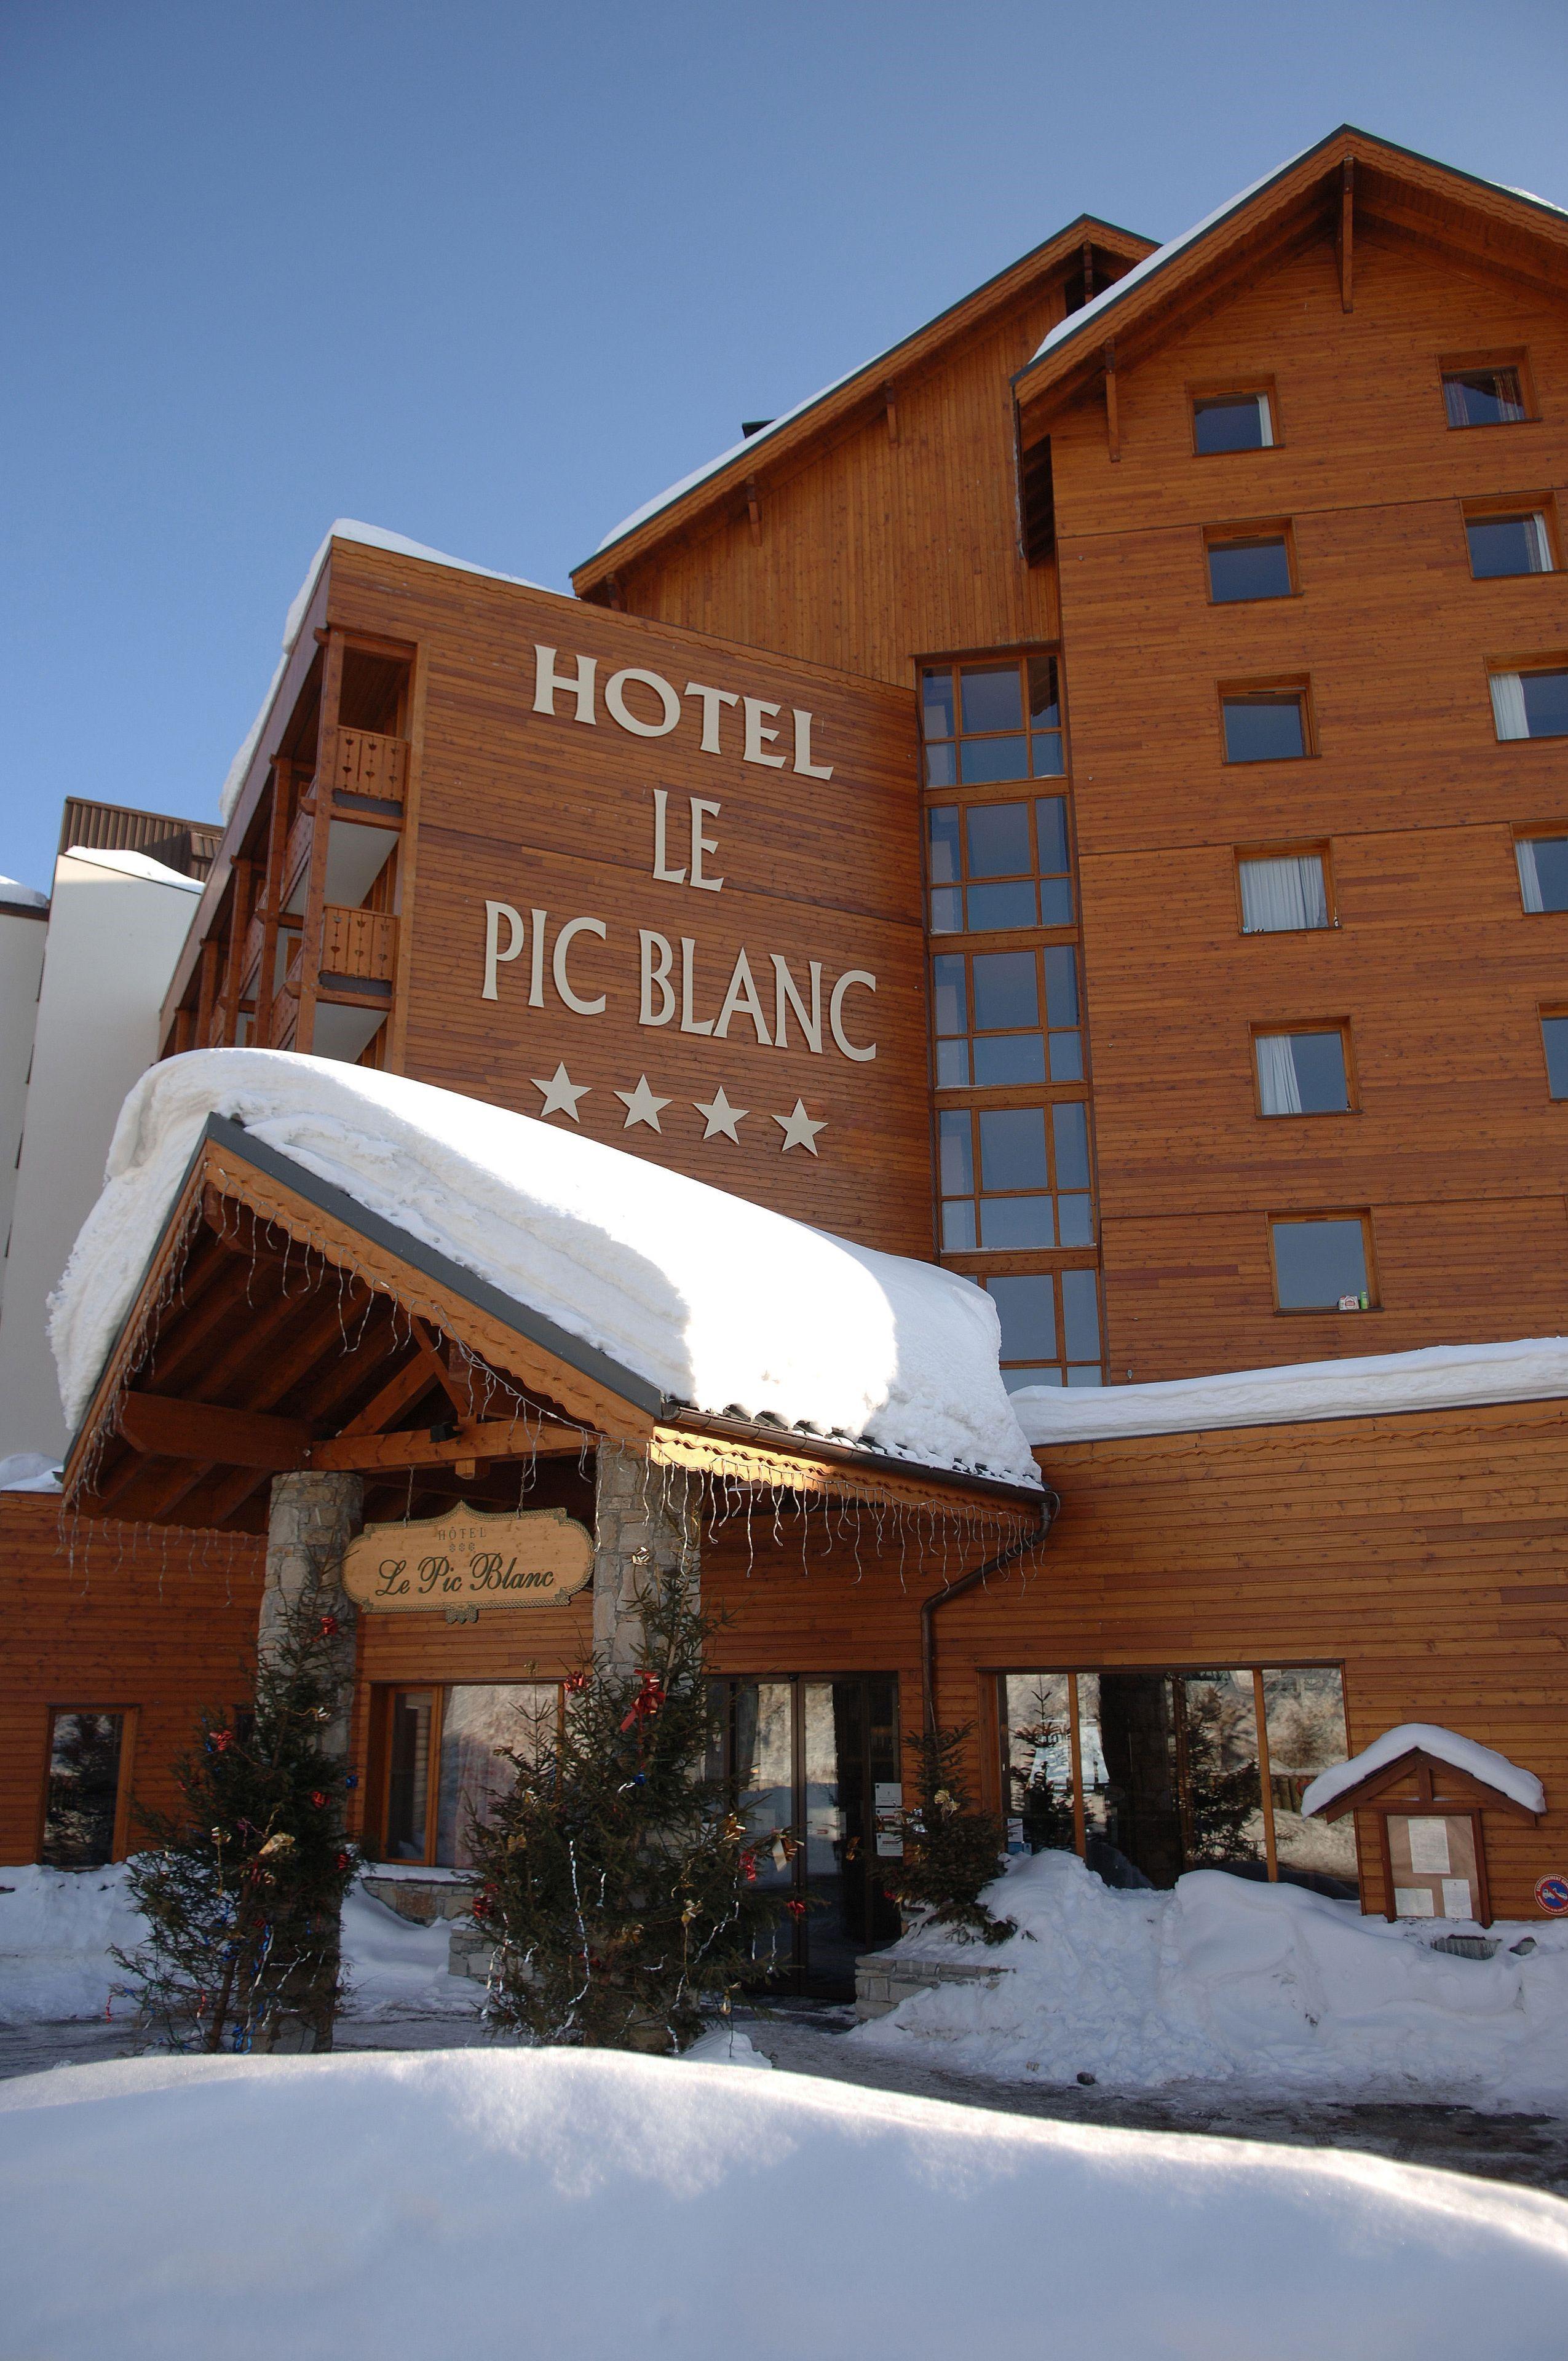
6, 2003, 1568, 2201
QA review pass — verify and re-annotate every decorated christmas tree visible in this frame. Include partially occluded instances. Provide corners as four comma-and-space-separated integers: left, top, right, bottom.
468, 1573, 788, 2051
114, 1562, 360, 2053
890, 1722, 1015, 1945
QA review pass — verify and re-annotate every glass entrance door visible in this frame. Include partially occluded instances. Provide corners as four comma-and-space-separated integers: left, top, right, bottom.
719, 1674, 903, 1999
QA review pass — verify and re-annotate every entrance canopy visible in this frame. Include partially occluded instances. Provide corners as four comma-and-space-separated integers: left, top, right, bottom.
55, 1051, 1042, 1532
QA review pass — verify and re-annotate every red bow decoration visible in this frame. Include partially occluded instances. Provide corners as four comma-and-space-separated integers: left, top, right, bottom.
740, 1850, 758, 1883
784, 1897, 807, 1919
309, 1790, 328, 1809
619, 1671, 665, 1733
319, 1614, 339, 1637
471, 1890, 495, 1921
564, 1671, 591, 1694
209, 1729, 234, 1753
335, 1851, 352, 1872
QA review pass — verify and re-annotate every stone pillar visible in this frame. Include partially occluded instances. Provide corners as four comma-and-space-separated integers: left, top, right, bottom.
260, 1470, 364, 1761
592, 1445, 698, 1672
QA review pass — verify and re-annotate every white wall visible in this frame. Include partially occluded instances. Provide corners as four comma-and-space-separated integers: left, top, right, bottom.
0, 892, 49, 1315
0, 850, 200, 1460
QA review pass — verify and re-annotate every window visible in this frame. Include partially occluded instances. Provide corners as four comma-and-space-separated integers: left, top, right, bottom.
1515, 836, 1568, 913
1000, 1664, 1358, 1895
1541, 1014, 1568, 1099
921, 655, 1064, 788
1465, 509, 1554, 579
982, 1268, 1103, 1389
939, 1102, 1095, 1252
1192, 390, 1274, 454
1237, 849, 1331, 934
1443, 363, 1527, 429
1206, 528, 1294, 603
932, 944, 1082, 1085
1270, 1215, 1372, 1311
1222, 688, 1310, 762
927, 795, 1073, 934
41, 1710, 129, 1869
380, 1683, 558, 1869
1254, 1028, 1350, 1116
1490, 668, 1568, 742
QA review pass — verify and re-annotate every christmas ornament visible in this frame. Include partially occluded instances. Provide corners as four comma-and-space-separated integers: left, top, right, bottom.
319, 1614, 339, 1637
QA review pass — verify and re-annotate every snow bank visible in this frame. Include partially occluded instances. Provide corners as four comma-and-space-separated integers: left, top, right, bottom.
0, 1864, 479, 2026
1302, 1724, 1545, 1819
855, 1851, 1568, 2107
1012, 1335, 1568, 1444
220, 521, 547, 821
0, 1451, 61, 1493
50, 1049, 1039, 1486
61, 845, 203, 894
3, 2049, 1567, 2361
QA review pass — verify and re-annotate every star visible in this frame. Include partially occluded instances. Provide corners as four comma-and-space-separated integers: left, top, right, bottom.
694, 1085, 748, 1142
773, 1099, 826, 1155
533, 1062, 589, 1121
616, 1074, 671, 1131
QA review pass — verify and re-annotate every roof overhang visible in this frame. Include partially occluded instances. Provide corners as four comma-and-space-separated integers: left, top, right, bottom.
1012, 125, 1568, 433
1309, 1746, 1540, 1824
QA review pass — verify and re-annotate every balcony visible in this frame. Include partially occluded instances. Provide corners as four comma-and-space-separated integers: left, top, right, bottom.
319, 905, 398, 995
322, 727, 408, 807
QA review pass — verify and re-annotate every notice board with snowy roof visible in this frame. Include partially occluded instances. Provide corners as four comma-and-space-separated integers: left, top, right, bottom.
1302, 1724, 1544, 1928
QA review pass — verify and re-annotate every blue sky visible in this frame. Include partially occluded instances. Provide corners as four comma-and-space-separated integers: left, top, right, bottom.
3, 0, 1564, 893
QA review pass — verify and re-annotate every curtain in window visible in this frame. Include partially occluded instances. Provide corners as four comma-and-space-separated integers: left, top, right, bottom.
1256, 395, 1275, 448
1526, 514, 1553, 574
1256, 1034, 1303, 1115
1491, 671, 1529, 740
1238, 855, 1327, 933
1517, 839, 1545, 913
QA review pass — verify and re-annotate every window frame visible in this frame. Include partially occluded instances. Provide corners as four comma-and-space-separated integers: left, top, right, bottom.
1232, 840, 1337, 937
924, 788, 1078, 941
1267, 1209, 1378, 1316
1462, 494, 1560, 581
1249, 1020, 1357, 1119
1187, 378, 1282, 457
976, 1263, 1107, 1390
367, 1681, 564, 1867
916, 646, 1069, 792
1513, 827, 1568, 916
1538, 1006, 1568, 1102
1487, 655, 1568, 744
1438, 349, 1537, 431
38, 1704, 138, 1866
1202, 518, 1299, 605
1218, 678, 1317, 765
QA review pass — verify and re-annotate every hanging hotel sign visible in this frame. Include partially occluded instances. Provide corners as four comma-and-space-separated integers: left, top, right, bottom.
342, 1505, 594, 1612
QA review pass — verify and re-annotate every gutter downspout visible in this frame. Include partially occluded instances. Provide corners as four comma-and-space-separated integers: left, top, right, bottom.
920, 1489, 1058, 1738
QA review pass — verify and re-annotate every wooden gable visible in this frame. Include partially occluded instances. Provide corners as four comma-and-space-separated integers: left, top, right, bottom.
1313, 1746, 1540, 1825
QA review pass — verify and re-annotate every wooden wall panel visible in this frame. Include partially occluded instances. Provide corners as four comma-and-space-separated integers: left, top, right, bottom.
0, 1497, 263, 1863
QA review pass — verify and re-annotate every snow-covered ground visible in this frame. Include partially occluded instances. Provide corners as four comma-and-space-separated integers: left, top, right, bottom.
855, 1851, 1568, 2109
0, 1864, 480, 2027
2, 2046, 1567, 2360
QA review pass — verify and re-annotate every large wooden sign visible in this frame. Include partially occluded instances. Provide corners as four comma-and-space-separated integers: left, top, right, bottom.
342, 1504, 594, 1612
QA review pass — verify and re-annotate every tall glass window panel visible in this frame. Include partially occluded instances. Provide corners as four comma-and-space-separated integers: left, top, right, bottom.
1256, 1030, 1348, 1117
1467, 512, 1553, 578
925, 805, 963, 933
959, 665, 1026, 782
972, 951, 1047, 1085
1193, 391, 1273, 453
41, 1710, 125, 1869
965, 802, 1035, 929
1044, 945, 1083, 1079
1061, 1267, 1103, 1380
978, 1106, 1052, 1248
931, 954, 970, 1085
1036, 796, 1073, 923
435, 1683, 556, 1870
927, 797, 1074, 935
1002, 1673, 1077, 1853
1208, 535, 1293, 602
938, 1107, 976, 1248
732, 1681, 796, 1979
1542, 1016, 1568, 1099
1492, 668, 1568, 740
987, 1273, 1058, 1372
1238, 853, 1329, 934
1443, 365, 1526, 428
1179, 1672, 1265, 1869
1224, 695, 1306, 762
1028, 655, 1065, 775
1262, 1669, 1358, 1892
1516, 837, 1568, 914
1052, 1101, 1094, 1241
386, 1690, 435, 1860
1271, 1217, 1368, 1310
921, 656, 1068, 786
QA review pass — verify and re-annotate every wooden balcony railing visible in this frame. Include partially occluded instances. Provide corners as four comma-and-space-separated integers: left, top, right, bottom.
280, 805, 314, 906
319, 905, 398, 988
322, 728, 408, 805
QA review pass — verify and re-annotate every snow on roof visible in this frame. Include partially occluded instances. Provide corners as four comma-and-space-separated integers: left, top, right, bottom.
1026, 136, 1568, 373
1012, 1337, 1568, 1447
0, 1452, 62, 1494
50, 1049, 1040, 1490
218, 522, 551, 823
1302, 1725, 1545, 1819
61, 845, 203, 895
0, 874, 49, 911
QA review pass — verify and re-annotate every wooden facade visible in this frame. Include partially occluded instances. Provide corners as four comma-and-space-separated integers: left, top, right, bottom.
12, 130, 1568, 1947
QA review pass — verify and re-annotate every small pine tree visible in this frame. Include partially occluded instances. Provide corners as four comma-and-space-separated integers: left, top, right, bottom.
114, 1563, 360, 2053
891, 1723, 1016, 1945
469, 1574, 788, 2052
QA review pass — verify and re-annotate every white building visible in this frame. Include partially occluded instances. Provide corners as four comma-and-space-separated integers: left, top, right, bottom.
0, 811, 213, 1466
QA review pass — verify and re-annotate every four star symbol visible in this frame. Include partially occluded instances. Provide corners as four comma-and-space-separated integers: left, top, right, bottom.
616, 1074, 672, 1131
774, 1098, 827, 1155
533, 1062, 589, 1121
693, 1085, 748, 1142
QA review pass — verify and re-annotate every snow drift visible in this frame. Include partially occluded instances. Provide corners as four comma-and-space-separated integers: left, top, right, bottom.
855, 1850, 1568, 2107
49, 1049, 1040, 1486
3, 2047, 1567, 2361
